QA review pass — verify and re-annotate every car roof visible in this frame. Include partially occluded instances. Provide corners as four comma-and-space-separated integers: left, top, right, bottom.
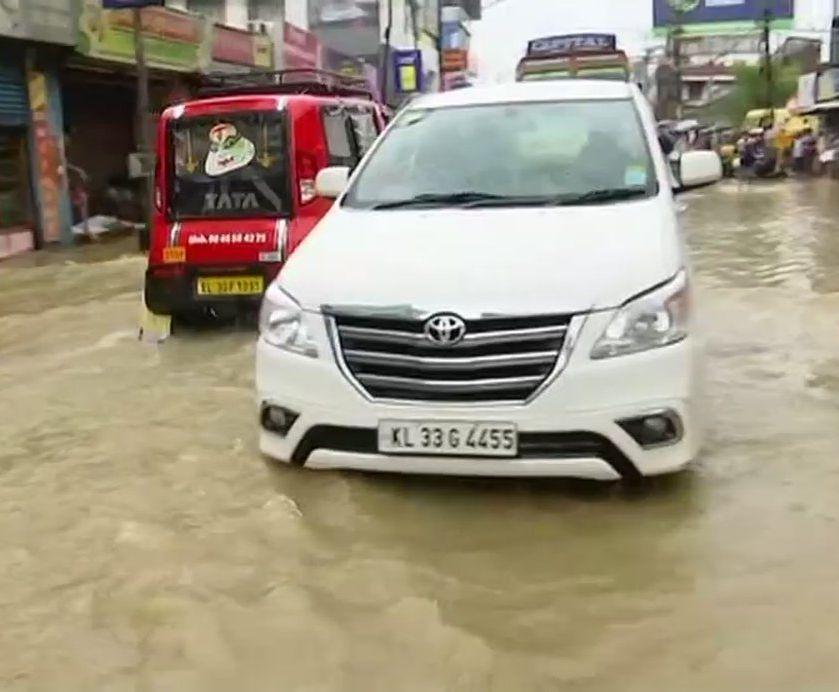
410, 80, 635, 110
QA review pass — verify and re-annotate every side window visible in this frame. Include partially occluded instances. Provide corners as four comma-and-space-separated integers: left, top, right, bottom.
348, 108, 379, 158
322, 107, 355, 167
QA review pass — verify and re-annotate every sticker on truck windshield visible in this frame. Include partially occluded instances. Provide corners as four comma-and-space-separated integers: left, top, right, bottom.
624, 165, 647, 187
205, 123, 256, 177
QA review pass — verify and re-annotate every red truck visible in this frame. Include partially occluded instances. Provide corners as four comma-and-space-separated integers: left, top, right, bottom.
144, 70, 386, 320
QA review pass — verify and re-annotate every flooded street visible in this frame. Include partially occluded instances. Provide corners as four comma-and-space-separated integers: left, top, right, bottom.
3, 180, 839, 690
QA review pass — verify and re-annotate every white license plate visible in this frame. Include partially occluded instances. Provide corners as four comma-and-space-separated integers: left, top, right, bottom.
378, 420, 518, 458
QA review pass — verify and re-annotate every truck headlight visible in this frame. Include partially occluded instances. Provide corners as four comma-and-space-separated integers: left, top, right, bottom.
591, 270, 690, 360
259, 286, 319, 358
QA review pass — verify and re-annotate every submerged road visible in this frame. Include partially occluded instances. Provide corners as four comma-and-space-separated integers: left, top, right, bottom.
2, 180, 839, 690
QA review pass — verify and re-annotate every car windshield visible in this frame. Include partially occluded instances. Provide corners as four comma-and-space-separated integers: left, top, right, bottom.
170, 112, 291, 220
343, 99, 657, 209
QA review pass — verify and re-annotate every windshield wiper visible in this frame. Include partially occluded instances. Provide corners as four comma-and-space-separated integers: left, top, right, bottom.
371, 192, 527, 210
370, 187, 651, 210
553, 186, 650, 206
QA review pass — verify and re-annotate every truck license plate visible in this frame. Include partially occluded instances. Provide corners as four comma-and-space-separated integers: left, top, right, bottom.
378, 421, 518, 458
196, 276, 264, 296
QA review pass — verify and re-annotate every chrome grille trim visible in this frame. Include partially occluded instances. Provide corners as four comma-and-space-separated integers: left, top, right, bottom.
344, 350, 559, 371
355, 373, 545, 394
330, 311, 580, 404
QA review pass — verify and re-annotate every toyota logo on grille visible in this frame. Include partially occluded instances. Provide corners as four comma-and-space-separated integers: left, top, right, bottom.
424, 314, 467, 346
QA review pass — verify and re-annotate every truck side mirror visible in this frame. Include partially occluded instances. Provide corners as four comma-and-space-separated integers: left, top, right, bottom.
658, 132, 675, 156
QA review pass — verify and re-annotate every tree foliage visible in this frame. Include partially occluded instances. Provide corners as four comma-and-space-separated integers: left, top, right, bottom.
716, 61, 801, 126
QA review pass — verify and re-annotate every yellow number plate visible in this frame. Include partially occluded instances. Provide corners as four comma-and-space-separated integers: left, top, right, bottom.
196, 276, 264, 296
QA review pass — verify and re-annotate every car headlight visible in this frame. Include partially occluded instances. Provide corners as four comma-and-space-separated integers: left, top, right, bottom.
591, 270, 690, 360
259, 286, 319, 358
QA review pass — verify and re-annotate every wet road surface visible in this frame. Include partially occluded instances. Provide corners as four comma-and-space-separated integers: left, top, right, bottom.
2, 181, 839, 690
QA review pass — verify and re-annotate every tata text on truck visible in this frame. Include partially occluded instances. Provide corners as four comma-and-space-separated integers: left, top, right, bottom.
516, 34, 630, 83
145, 70, 385, 321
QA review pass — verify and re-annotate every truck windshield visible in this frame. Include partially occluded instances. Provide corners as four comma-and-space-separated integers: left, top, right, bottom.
169, 112, 291, 220
343, 99, 656, 209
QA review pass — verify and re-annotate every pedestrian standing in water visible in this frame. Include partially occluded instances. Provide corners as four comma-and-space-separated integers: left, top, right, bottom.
792, 131, 806, 174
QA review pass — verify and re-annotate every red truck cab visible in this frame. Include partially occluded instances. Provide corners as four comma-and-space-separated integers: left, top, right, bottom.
145, 70, 385, 319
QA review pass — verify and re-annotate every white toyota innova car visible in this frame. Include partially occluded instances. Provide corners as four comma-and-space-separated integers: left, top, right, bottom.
256, 81, 721, 481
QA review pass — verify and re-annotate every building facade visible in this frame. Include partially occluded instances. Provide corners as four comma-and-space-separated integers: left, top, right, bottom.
0, 0, 75, 257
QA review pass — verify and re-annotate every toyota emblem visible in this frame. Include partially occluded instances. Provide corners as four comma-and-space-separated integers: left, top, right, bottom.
424, 314, 467, 346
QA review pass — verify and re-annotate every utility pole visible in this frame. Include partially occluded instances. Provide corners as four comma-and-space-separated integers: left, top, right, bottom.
667, 9, 685, 119
381, 0, 394, 103
762, 7, 773, 111
133, 7, 153, 251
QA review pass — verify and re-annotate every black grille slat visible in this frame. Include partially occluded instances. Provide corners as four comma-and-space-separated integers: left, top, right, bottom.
333, 312, 572, 403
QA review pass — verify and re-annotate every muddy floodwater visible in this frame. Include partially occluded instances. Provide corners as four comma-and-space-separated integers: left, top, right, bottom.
3, 180, 839, 690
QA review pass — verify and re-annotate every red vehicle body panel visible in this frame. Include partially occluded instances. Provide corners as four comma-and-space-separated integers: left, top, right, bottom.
146, 90, 384, 315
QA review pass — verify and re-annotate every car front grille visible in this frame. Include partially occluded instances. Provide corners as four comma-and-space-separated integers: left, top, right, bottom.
331, 312, 573, 403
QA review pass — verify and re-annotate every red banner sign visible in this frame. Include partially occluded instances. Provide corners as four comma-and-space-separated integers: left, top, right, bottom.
213, 25, 257, 65
27, 71, 65, 244
284, 23, 320, 69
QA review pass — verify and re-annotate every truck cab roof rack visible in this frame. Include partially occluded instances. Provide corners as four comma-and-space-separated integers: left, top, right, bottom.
198, 69, 375, 100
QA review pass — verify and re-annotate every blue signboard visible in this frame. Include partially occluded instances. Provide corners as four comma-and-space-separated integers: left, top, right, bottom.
102, 0, 164, 8
393, 49, 423, 94
654, 0, 794, 27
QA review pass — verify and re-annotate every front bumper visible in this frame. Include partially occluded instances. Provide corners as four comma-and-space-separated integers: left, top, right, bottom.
256, 311, 703, 481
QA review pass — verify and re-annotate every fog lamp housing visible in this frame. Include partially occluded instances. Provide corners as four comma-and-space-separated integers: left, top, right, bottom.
260, 404, 300, 437
618, 410, 683, 449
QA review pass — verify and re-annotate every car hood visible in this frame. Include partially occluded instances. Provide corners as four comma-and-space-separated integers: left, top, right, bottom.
280, 198, 683, 316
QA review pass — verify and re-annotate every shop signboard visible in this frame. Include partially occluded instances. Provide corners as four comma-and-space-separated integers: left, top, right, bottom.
0, 0, 77, 46
309, 0, 380, 60
679, 33, 762, 56
653, 0, 794, 28
212, 25, 274, 69
442, 49, 468, 72
442, 21, 468, 51
393, 49, 423, 94
77, 0, 211, 73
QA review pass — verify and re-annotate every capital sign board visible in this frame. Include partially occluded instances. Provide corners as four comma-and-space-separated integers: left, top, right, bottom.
527, 34, 617, 57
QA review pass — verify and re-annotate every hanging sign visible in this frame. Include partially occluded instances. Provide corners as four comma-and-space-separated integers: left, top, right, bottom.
393, 49, 423, 94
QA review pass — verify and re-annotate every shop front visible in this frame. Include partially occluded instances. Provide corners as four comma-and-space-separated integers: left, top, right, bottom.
0, 0, 76, 256
66, 2, 211, 227
0, 48, 33, 257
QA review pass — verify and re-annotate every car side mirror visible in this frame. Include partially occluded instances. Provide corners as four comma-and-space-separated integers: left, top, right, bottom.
658, 133, 675, 156
675, 151, 722, 193
315, 166, 351, 199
